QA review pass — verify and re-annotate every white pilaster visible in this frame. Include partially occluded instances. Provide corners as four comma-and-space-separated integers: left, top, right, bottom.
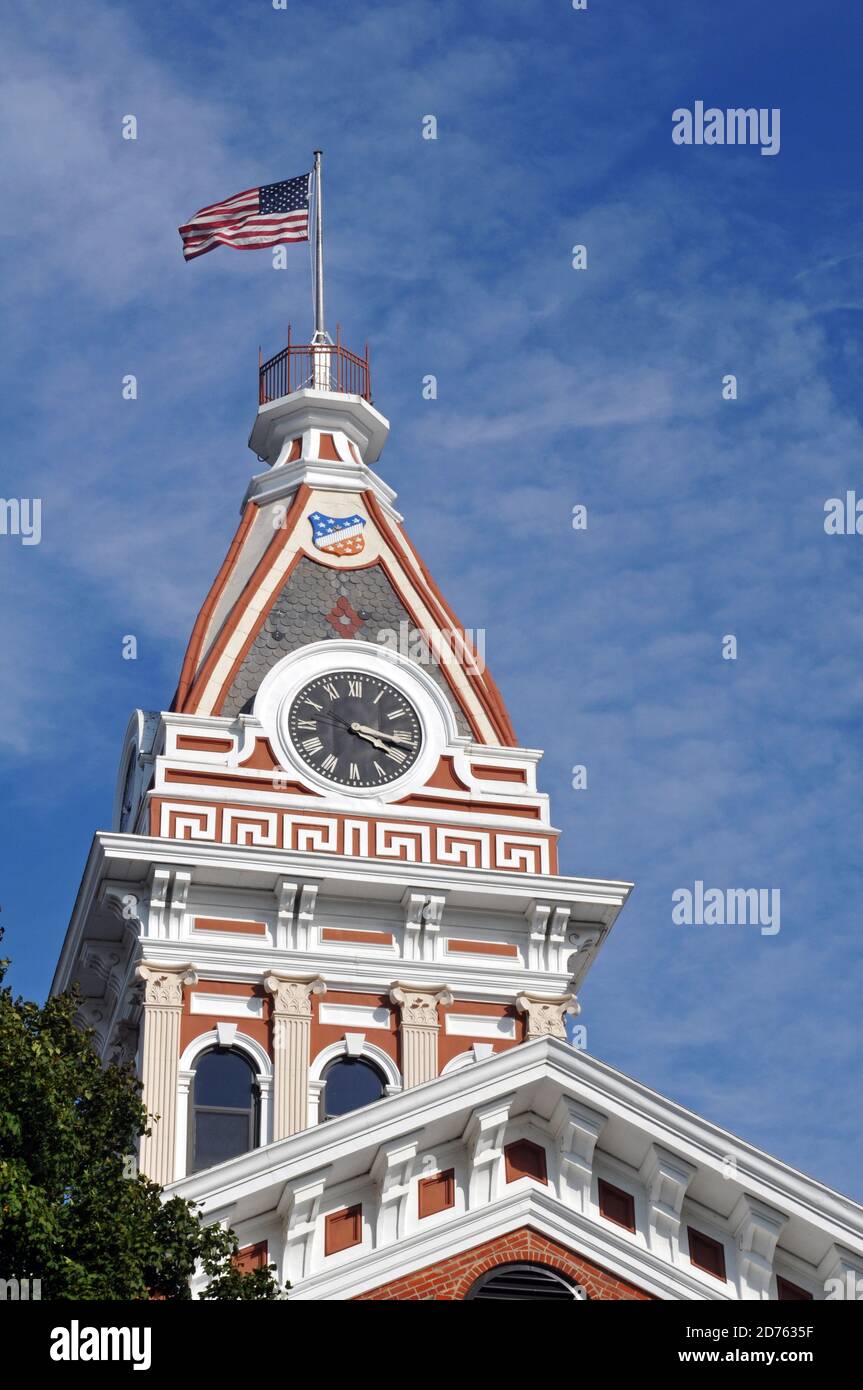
264, 973, 327, 1139
390, 982, 453, 1086
136, 963, 197, 1184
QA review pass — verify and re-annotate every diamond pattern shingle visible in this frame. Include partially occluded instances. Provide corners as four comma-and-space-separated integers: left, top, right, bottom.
221, 556, 471, 735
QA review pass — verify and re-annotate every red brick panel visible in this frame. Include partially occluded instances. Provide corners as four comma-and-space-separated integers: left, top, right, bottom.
504, 1139, 548, 1186
233, 1241, 268, 1273
325, 1205, 363, 1257
418, 1170, 456, 1219
354, 1227, 655, 1301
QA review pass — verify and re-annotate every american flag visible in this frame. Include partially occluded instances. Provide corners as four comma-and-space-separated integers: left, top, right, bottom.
178, 174, 310, 261
308, 511, 367, 556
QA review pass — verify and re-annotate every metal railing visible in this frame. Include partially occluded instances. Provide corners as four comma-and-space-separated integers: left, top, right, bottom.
259, 325, 372, 404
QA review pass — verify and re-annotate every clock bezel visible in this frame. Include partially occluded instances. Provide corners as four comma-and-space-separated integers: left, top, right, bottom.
254, 640, 457, 798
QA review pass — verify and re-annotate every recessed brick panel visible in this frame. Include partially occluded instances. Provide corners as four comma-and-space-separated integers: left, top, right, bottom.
777, 1276, 813, 1301
597, 1178, 636, 1232
233, 1241, 268, 1273
504, 1139, 548, 1186
418, 1169, 455, 1219
688, 1227, 727, 1281
325, 1205, 363, 1257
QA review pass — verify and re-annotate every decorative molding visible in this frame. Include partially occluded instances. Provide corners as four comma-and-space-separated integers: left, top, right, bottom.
189, 992, 264, 1019
402, 890, 446, 963
463, 1098, 512, 1208
389, 982, 453, 1029
515, 990, 579, 1040
282, 1172, 330, 1284
444, 1012, 517, 1041
264, 974, 326, 1018
136, 963, 198, 1008
551, 1096, 607, 1213
639, 1144, 697, 1262
318, 1001, 390, 1030
371, 1135, 421, 1244
155, 797, 554, 874
731, 1193, 788, 1300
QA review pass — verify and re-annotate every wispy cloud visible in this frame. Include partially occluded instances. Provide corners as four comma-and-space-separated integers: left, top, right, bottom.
1, 0, 862, 1198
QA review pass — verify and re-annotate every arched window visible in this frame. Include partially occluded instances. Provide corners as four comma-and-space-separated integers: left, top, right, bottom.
321, 1056, 386, 1119
466, 1263, 586, 1301
190, 1048, 259, 1173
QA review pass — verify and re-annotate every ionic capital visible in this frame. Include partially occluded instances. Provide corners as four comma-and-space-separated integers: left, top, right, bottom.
515, 990, 579, 1040
136, 963, 197, 1008
264, 973, 327, 1018
389, 982, 453, 1029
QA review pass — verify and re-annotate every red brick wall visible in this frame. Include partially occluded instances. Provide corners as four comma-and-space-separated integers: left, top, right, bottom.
354, 1226, 655, 1301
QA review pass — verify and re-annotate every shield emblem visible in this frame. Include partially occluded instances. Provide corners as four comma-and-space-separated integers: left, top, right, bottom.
308, 511, 366, 557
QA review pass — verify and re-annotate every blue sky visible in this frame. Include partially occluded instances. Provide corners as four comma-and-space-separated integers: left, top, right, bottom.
2, 0, 862, 1198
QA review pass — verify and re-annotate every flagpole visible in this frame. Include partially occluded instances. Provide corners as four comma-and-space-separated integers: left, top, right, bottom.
312, 150, 326, 342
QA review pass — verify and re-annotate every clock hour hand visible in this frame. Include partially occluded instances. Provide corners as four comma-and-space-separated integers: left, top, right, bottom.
349, 723, 389, 752
350, 723, 414, 748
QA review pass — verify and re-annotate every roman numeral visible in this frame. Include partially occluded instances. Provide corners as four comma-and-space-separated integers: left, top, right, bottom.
385, 746, 407, 764
322, 679, 339, 700
390, 730, 414, 745
303, 698, 323, 711
296, 719, 317, 730
302, 736, 324, 754
373, 689, 385, 704
349, 763, 360, 781
373, 761, 386, 778
387, 707, 409, 721
321, 754, 338, 773
348, 678, 363, 697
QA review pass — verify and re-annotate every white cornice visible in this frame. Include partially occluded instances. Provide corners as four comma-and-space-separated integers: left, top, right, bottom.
166, 1037, 863, 1264
243, 456, 402, 521
248, 388, 390, 467
137, 939, 574, 1003
87, 832, 633, 905
52, 831, 628, 996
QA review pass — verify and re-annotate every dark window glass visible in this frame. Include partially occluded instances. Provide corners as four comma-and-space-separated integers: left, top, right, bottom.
322, 1057, 386, 1118
195, 1111, 253, 1170
195, 1049, 257, 1107
191, 1048, 258, 1173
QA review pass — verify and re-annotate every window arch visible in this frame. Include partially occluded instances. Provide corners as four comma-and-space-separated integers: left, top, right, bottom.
321, 1055, 387, 1119
465, 1263, 586, 1301
189, 1047, 259, 1173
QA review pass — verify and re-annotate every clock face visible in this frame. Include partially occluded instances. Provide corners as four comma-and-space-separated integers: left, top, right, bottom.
286, 670, 423, 788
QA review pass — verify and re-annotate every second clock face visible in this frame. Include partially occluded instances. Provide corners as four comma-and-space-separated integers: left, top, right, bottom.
286, 670, 423, 788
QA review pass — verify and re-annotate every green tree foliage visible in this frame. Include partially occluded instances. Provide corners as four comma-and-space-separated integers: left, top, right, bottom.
0, 939, 281, 1300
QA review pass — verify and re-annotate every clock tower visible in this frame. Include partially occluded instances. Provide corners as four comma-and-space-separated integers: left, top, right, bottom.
52, 332, 863, 1301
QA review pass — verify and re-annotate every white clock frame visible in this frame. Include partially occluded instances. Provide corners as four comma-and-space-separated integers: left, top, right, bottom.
253, 639, 459, 799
